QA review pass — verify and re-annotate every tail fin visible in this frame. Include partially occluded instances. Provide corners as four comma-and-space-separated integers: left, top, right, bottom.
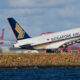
0, 28, 4, 40
7, 18, 30, 40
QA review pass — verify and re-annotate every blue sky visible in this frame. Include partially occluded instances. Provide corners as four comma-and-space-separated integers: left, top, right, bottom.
0, 0, 80, 40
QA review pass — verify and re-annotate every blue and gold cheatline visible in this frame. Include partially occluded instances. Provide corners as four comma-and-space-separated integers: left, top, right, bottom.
7, 18, 31, 40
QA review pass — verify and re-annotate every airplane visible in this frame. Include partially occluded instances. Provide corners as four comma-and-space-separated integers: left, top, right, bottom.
0, 28, 4, 44
7, 18, 80, 52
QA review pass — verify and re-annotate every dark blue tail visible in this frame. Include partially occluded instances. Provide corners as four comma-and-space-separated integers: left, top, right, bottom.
7, 18, 30, 40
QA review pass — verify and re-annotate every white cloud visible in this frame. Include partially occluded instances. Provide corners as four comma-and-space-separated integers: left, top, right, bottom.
0, 8, 44, 17
0, 0, 80, 39
8, 0, 74, 8
57, 6, 80, 17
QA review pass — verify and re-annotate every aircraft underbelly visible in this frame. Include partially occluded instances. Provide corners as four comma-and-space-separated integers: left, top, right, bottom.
35, 41, 66, 49
45, 41, 66, 49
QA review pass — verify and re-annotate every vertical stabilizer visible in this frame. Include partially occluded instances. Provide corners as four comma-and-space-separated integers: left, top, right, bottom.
7, 18, 30, 40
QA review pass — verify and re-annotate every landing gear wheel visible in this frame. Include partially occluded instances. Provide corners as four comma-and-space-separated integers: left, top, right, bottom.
55, 48, 61, 53
63, 48, 68, 52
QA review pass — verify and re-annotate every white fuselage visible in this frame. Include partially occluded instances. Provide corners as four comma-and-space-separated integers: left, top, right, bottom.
14, 28, 80, 49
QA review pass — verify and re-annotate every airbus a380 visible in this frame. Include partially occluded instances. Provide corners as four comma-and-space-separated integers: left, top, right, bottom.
7, 18, 80, 52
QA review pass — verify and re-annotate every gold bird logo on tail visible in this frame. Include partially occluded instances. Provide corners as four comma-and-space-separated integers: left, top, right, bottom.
15, 23, 25, 39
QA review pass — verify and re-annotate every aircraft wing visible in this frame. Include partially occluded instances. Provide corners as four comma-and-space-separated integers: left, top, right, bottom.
60, 39, 80, 48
